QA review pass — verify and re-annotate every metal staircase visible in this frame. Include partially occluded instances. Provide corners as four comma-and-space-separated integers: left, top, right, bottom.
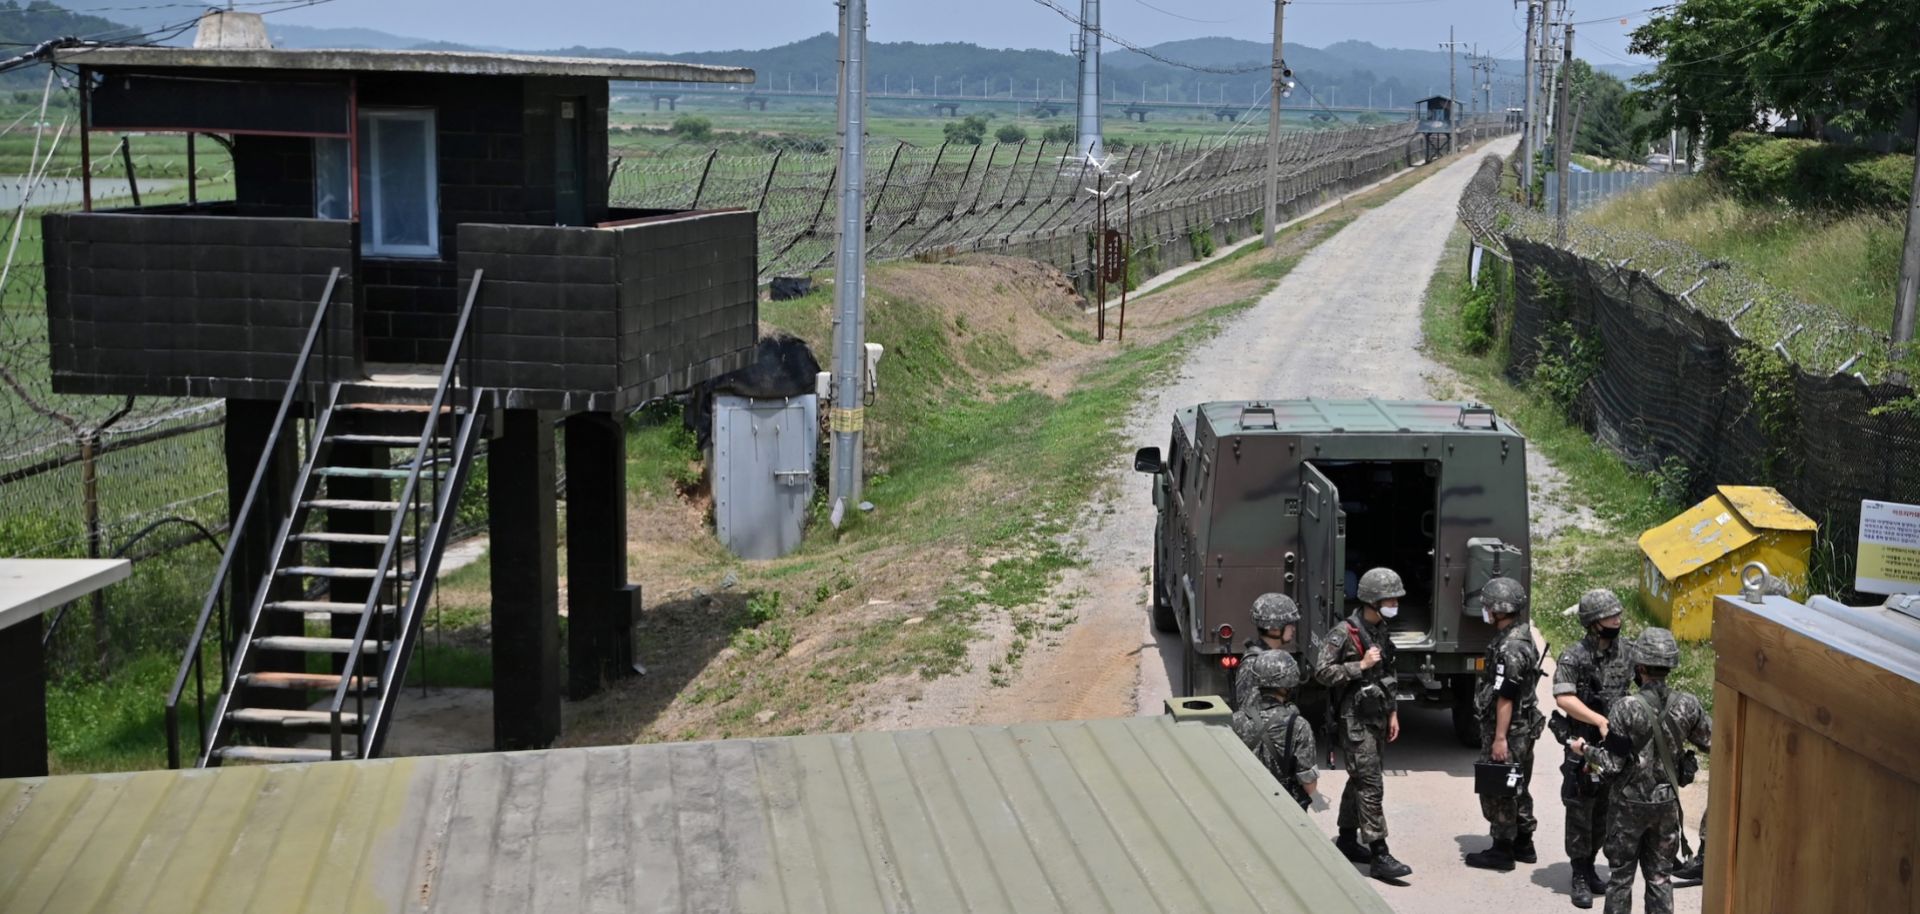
165, 271, 490, 767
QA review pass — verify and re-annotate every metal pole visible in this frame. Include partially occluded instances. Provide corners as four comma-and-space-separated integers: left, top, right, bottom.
829, 0, 868, 517
1076, 0, 1104, 162
1894, 93, 1920, 350
1520, 0, 1538, 204
1263, 0, 1286, 248
1118, 181, 1132, 340
1554, 24, 1573, 245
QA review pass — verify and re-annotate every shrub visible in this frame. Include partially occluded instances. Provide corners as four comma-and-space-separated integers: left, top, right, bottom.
1459, 276, 1498, 355
994, 124, 1029, 145
1708, 132, 1914, 210
670, 115, 713, 141
1533, 322, 1602, 419
1041, 123, 1075, 144
943, 114, 990, 146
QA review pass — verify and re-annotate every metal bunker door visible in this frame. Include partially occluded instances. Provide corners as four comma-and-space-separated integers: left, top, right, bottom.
1299, 461, 1347, 647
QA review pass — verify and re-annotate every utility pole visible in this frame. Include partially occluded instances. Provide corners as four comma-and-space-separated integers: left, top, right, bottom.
1440, 27, 1463, 148
1519, 0, 1539, 204
1895, 109, 1920, 351
829, 0, 867, 518
1075, 0, 1104, 161
1262, 0, 1289, 248
1554, 23, 1573, 245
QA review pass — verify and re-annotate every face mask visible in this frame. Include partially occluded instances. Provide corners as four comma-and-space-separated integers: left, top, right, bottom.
1379, 604, 1399, 620
1596, 626, 1621, 643
1481, 608, 1494, 625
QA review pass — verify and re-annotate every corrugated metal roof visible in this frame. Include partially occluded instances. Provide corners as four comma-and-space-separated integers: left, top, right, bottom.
1198, 398, 1515, 436
50, 47, 755, 84
0, 716, 1389, 914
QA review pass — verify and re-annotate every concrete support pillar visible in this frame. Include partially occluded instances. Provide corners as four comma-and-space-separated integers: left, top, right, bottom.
564, 412, 634, 701
0, 618, 47, 777
489, 408, 560, 750
223, 397, 303, 711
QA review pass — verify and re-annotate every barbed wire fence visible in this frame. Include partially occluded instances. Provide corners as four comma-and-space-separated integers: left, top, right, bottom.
615, 116, 1515, 289
1458, 153, 1919, 586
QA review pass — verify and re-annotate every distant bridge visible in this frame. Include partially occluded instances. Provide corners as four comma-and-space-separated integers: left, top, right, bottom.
623, 84, 1412, 122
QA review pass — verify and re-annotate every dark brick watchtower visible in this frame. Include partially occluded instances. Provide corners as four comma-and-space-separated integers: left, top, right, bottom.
43, 44, 759, 765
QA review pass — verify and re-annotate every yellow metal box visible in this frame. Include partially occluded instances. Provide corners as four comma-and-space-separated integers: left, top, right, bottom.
1638, 486, 1815, 640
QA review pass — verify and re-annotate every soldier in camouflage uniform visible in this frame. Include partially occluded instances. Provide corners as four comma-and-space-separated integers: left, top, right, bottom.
1464, 576, 1545, 872
1553, 589, 1632, 908
1231, 650, 1319, 809
1314, 566, 1412, 881
1235, 593, 1302, 709
1569, 629, 1712, 914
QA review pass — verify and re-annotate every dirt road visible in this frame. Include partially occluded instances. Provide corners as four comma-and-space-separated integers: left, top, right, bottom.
967, 137, 1708, 913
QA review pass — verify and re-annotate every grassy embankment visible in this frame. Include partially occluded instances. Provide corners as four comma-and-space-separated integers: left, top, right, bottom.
1422, 224, 1715, 707
1582, 176, 1902, 333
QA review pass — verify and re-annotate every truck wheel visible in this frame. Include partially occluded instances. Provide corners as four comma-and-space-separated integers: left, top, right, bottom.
1451, 677, 1481, 749
1144, 537, 1175, 633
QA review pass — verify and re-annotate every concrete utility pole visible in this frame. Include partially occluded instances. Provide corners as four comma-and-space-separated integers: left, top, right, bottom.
1520, 0, 1538, 202
1895, 108, 1920, 350
1554, 23, 1573, 245
829, 0, 867, 517
1075, 0, 1104, 162
1262, 0, 1288, 248
1440, 27, 1463, 144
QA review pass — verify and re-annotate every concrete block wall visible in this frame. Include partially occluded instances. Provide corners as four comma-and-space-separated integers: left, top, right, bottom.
43, 211, 358, 400
459, 209, 758, 412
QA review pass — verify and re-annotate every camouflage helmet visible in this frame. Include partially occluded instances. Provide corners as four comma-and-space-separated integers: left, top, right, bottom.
1577, 589, 1625, 627
1251, 592, 1301, 629
1630, 628, 1681, 670
1481, 576, 1528, 615
1242, 649, 1302, 692
1357, 567, 1406, 605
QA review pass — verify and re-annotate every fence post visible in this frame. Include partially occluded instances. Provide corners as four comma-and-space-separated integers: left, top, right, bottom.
867, 141, 906, 228
691, 148, 719, 210
755, 148, 785, 214
118, 136, 139, 207
82, 434, 107, 675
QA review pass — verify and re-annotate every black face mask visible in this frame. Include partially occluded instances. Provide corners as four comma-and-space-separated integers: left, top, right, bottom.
1593, 626, 1621, 645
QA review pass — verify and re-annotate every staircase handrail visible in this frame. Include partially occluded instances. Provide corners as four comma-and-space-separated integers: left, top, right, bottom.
163, 267, 342, 770
330, 269, 485, 759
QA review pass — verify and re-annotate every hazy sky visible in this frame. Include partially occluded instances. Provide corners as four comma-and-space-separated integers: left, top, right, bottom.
267, 0, 1653, 65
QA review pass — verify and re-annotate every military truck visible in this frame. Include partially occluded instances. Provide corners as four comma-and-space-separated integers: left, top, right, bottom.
1134, 399, 1531, 746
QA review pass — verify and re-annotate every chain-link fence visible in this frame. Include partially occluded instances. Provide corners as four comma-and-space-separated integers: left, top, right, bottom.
615, 116, 1514, 289
1459, 154, 1920, 567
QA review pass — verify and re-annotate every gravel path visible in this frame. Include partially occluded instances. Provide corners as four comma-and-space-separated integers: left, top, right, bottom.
960, 137, 1702, 912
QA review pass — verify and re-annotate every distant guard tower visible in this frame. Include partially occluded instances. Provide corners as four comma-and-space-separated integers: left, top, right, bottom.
45, 31, 759, 767
1416, 95, 1458, 163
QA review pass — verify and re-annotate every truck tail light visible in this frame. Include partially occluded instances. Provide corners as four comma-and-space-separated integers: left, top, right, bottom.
1216, 624, 1234, 642
1221, 655, 1240, 669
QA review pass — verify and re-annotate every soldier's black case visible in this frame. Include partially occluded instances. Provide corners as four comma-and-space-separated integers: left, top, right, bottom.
1473, 761, 1527, 796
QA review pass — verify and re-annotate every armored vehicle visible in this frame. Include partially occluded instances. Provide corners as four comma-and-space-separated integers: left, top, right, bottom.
1134, 399, 1531, 746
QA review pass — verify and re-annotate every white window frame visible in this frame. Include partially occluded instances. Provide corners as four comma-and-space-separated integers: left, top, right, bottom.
359, 108, 440, 259
314, 108, 440, 259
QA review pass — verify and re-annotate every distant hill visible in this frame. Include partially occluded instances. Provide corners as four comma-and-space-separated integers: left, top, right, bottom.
8, 3, 1653, 111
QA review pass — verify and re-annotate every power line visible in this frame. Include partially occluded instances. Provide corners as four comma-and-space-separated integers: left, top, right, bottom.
1124, 0, 1237, 25
1026, 0, 1265, 74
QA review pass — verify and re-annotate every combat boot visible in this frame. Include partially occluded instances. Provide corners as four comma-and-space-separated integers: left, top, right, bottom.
1463, 839, 1515, 872
1369, 840, 1413, 880
1511, 831, 1538, 864
1672, 846, 1704, 884
1570, 865, 1594, 909
1336, 829, 1373, 863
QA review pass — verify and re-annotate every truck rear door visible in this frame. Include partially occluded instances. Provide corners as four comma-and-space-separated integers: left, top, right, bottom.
1299, 462, 1346, 648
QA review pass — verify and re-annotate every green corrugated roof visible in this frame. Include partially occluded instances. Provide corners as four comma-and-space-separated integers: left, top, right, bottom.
1199, 399, 1514, 436
0, 716, 1390, 914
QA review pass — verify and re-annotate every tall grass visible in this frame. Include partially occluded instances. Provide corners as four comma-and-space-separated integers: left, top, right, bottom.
1582, 178, 1902, 333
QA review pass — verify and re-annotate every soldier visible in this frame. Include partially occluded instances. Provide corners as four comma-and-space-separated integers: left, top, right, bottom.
1568, 628, 1711, 914
1231, 650, 1318, 809
1235, 592, 1302, 709
1314, 566, 1412, 881
1553, 589, 1633, 908
1464, 576, 1544, 871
